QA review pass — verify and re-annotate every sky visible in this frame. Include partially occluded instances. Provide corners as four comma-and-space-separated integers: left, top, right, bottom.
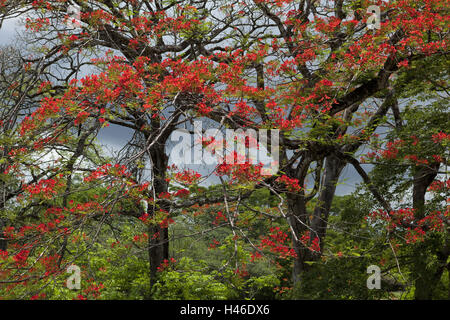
0, 17, 20, 44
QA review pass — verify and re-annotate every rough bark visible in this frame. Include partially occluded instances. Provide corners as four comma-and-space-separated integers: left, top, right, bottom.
147, 142, 170, 294
310, 155, 346, 253
287, 190, 308, 284
289, 155, 346, 284
412, 163, 447, 300
0, 218, 6, 251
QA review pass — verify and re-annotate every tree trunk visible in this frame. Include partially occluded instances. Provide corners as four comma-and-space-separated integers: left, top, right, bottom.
310, 155, 345, 253
287, 190, 309, 284
289, 155, 346, 285
0, 218, 6, 251
147, 144, 169, 294
411, 163, 446, 300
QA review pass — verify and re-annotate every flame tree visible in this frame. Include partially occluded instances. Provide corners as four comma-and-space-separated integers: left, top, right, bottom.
0, 0, 448, 299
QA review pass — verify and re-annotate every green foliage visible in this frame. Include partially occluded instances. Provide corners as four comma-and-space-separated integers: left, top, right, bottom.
151, 257, 236, 300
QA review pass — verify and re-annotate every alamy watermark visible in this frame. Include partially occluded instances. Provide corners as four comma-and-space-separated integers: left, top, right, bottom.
366, 5, 381, 30
170, 121, 279, 176
348, 5, 382, 30
367, 265, 381, 289
66, 264, 81, 290
66, 4, 81, 29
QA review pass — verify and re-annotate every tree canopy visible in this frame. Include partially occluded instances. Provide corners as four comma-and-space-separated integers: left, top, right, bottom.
0, 0, 448, 300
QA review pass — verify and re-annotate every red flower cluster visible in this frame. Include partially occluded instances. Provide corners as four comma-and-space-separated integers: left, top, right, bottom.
216, 155, 264, 183
276, 175, 302, 193
299, 231, 321, 253
259, 227, 297, 259
366, 208, 448, 244
13, 249, 30, 267
156, 258, 177, 272
133, 233, 148, 243
380, 140, 404, 159
24, 177, 64, 199
174, 169, 202, 184
173, 188, 190, 198
428, 179, 450, 192
212, 211, 227, 225
432, 131, 450, 143
208, 239, 220, 250
84, 163, 129, 182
